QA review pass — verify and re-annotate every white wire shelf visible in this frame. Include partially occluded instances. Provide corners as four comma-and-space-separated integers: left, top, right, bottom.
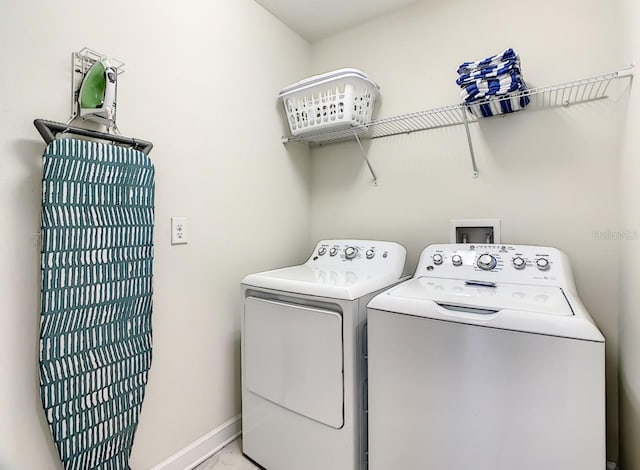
284, 67, 633, 146
282, 66, 634, 181
283, 103, 469, 145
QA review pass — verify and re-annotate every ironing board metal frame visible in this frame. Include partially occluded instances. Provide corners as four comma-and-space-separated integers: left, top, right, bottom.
34, 119, 153, 155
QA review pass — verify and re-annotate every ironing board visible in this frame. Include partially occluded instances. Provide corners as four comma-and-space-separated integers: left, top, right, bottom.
39, 138, 155, 469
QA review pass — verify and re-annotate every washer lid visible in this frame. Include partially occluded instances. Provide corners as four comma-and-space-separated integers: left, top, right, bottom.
390, 277, 573, 316
368, 277, 605, 342
242, 265, 400, 300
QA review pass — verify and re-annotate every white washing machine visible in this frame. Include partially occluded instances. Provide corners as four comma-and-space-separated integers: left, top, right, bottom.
367, 243, 605, 470
241, 239, 407, 470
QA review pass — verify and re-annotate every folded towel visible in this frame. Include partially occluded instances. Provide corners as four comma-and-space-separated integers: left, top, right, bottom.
457, 48, 519, 74
467, 93, 531, 117
460, 69, 525, 102
456, 59, 521, 86
456, 48, 529, 117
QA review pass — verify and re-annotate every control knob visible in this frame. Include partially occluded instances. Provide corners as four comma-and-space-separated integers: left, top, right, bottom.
536, 258, 550, 271
451, 254, 463, 266
477, 254, 497, 270
345, 246, 357, 260
366, 249, 375, 259
329, 247, 338, 257
318, 247, 327, 256
432, 254, 444, 265
512, 257, 526, 269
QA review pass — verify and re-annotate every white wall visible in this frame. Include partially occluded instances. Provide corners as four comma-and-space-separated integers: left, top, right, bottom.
0, 1, 310, 468
2, 0, 635, 467
618, 0, 640, 467
309, 0, 624, 460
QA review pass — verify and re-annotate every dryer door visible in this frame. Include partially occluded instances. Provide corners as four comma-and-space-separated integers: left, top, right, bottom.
244, 297, 344, 428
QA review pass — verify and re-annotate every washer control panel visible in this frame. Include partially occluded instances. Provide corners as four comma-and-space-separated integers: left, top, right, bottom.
416, 243, 574, 289
307, 239, 407, 272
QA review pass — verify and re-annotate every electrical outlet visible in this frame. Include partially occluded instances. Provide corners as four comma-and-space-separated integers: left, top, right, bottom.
171, 217, 188, 245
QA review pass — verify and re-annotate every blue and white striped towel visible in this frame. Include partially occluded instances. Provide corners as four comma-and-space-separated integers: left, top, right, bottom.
456, 59, 521, 86
467, 94, 531, 118
460, 69, 525, 102
456, 47, 529, 117
457, 48, 519, 74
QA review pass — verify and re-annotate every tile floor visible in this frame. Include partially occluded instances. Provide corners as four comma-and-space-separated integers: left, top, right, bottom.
194, 438, 260, 470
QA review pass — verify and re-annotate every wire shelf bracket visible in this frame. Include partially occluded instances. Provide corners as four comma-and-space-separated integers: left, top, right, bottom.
353, 130, 378, 185
283, 66, 634, 182
460, 105, 479, 178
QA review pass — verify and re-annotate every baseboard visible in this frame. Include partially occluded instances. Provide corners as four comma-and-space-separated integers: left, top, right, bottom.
150, 415, 241, 470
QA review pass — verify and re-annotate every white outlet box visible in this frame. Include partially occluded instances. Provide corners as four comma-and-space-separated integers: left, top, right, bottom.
171, 217, 188, 245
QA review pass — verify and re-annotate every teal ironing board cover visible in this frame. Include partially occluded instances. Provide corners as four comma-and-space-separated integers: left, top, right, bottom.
39, 139, 154, 469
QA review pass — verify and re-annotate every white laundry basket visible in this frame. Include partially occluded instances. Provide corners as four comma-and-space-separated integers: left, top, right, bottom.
279, 68, 380, 137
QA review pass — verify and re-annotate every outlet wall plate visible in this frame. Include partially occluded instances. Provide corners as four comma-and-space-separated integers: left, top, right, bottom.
171, 217, 188, 245
450, 219, 501, 244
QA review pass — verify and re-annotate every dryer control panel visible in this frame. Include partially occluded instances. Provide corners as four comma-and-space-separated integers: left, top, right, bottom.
415, 244, 575, 290
307, 239, 406, 274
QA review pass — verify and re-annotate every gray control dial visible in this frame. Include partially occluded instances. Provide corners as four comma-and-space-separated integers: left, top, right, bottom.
366, 249, 375, 259
345, 246, 357, 260
451, 254, 463, 266
536, 258, 550, 271
512, 257, 526, 269
477, 254, 497, 270
432, 254, 444, 265
318, 247, 327, 256
329, 247, 338, 256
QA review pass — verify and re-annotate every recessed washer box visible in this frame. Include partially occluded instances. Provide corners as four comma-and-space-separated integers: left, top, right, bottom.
450, 219, 501, 244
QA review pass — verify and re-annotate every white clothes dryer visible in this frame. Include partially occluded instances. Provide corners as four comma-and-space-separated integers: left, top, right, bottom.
367, 243, 605, 470
241, 239, 406, 470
